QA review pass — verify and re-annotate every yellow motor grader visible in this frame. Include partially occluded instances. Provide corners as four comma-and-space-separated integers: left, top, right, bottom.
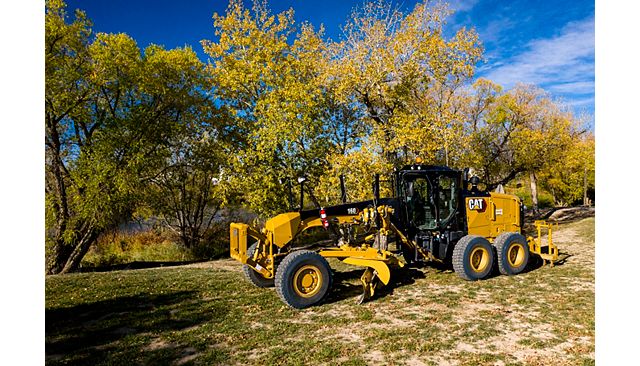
229, 162, 558, 309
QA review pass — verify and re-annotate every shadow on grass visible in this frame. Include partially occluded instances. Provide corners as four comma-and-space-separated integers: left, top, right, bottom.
78, 259, 211, 273
322, 266, 427, 305
322, 247, 572, 307
46, 291, 226, 365
519, 250, 571, 275
322, 269, 365, 305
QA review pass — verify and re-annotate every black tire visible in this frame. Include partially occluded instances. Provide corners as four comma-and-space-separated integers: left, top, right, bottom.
493, 232, 529, 275
275, 250, 332, 309
242, 243, 274, 288
452, 235, 494, 281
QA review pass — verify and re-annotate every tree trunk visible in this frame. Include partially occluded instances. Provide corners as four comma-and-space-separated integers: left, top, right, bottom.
529, 171, 539, 214
583, 166, 589, 206
60, 226, 100, 274
47, 239, 73, 274
445, 145, 449, 167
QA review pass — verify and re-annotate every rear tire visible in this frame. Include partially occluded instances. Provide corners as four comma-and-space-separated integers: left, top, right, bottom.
452, 235, 494, 281
275, 250, 332, 309
493, 232, 529, 275
242, 243, 275, 288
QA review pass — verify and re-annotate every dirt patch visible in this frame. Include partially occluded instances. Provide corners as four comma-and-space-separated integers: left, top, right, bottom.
363, 349, 386, 364
145, 338, 177, 351
173, 347, 200, 365
183, 259, 241, 271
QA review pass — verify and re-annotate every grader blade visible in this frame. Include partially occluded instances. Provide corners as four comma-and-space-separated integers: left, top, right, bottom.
342, 257, 393, 304
356, 267, 378, 305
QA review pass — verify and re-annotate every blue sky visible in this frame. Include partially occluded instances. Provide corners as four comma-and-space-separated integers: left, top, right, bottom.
65, 0, 595, 124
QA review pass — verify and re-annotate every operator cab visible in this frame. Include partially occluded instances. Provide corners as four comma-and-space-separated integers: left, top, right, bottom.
396, 164, 463, 231
394, 163, 471, 261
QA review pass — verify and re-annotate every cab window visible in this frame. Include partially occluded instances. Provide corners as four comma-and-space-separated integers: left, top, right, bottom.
436, 175, 457, 224
406, 177, 436, 230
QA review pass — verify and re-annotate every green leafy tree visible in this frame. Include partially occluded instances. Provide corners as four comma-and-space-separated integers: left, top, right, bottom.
540, 133, 595, 206
202, 0, 343, 215
144, 125, 230, 250
45, 0, 211, 273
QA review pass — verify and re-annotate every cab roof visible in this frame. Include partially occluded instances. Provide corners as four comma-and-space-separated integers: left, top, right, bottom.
398, 164, 461, 173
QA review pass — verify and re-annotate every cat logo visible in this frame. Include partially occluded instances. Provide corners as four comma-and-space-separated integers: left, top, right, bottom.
468, 198, 486, 212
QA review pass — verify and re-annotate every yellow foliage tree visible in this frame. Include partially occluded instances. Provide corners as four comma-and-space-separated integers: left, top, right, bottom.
461, 82, 577, 202
203, 0, 356, 215
540, 133, 595, 206
329, 0, 483, 170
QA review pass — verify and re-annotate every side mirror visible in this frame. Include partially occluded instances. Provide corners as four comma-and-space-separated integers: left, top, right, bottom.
469, 176, 481, 191
297, 176, 306, 210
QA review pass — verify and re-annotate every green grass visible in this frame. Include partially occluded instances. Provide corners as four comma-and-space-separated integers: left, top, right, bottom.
46, 217, 595, 366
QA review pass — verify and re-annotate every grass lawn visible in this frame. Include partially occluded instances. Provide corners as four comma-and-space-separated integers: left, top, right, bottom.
46, 217, 594, 366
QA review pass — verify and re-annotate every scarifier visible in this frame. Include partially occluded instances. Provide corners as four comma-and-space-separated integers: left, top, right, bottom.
229, 159, 559, 309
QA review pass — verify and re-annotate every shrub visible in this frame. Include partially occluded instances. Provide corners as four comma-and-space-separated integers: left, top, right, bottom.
81, 229, 193, 269
514, 188, 555, 209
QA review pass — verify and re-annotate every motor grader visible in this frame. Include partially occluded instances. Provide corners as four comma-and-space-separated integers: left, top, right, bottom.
229, 161, 558, 309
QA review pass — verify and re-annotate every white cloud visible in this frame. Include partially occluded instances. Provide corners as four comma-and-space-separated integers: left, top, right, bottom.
548, 81, 595, 94
447, 0, 480, 13
481, 16, 595, 95
564, 96, 595, 108
479, 16, 516, 44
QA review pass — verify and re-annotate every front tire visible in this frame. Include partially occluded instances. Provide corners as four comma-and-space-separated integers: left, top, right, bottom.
452, 235, 494, 281
242, 243, 275, 288
275, 250, 332, 309
493, 232, 529, 275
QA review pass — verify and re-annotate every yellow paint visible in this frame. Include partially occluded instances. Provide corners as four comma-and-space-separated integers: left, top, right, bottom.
466, 193, 521, 240
470, 246, 490, 272
319, 246, 389, 261
229, 222, 273, 277
299, 215, 357, 232
229, 223, 249, 264
292, 264, 322, 298
528, 221, 559, 265
265, 212, 301, 247
342, 257, 392, 285
359, 267, 377, 302
507, 243, 526, 267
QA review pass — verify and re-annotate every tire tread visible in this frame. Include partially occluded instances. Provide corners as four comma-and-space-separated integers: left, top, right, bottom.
493, 232, 529, 275
242, 243, 275, 288
452, 235, 478, 281
275, 250, 332, 309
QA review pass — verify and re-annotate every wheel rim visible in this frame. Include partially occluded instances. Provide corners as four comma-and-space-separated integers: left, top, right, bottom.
507, 243, 525, 267
470, 246, 490, 273
293, 265, 322, 298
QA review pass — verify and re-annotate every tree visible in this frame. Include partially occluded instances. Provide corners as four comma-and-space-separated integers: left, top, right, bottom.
202, 0, 339, 216
329, 0, 483, 170
144, 127, 229, 249
45, 0, 210, 273
461, 82, 576, 209
45, 0, 94, 274
540, 133, 595, 206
